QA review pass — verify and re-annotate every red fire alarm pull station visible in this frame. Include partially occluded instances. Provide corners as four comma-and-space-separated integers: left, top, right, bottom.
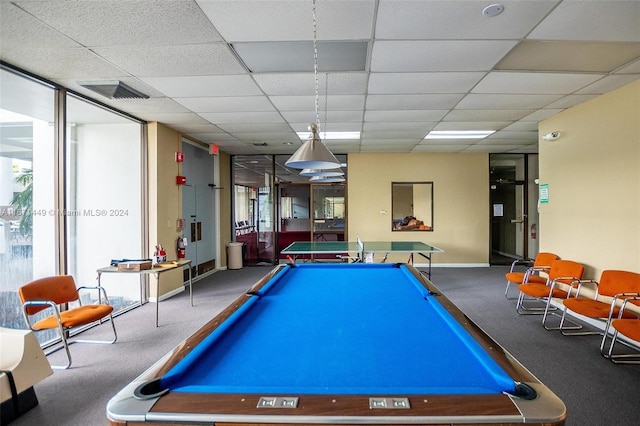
176, 175, 187, 185
175, 152, 184, 162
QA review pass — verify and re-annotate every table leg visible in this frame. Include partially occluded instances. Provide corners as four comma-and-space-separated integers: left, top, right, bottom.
188, 264, 193, 307
416, 252, 432, 279
155, 272, 160, 327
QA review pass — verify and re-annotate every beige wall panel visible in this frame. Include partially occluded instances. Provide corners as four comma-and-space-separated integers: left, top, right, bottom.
219, 151, 232, 267
539, 80, 640, 278
147, 122, 183, 297
347, 153, 489, 265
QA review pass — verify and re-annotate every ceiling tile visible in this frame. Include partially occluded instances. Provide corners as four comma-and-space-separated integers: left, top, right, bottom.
366, 94, 463, 110
575, 75, 640, 95
14, 0, 222, 46
365, 110, 448, 122
281, 110, 363, 124
496, 41, 640, 73
368, 72, 485, 94
473, 72, 603, 94
141, 75, 262, 97
457, 94, 563, 110
175, 96, 275, 113
2, 47, 128, 80
198, 111, 285, 124
94, 44, 245, 77
444, 109, 533, 122
375, 0, 556, 39
363, 122, 434, 132
371, 40, 518, 72
197, 0, 375, 41
528, 1, 640, 42
254, 73, 368, 96
270, 95, 365, 111
217, 123, 293, 133
432, 121, 511, 131
0, 2, 81, 49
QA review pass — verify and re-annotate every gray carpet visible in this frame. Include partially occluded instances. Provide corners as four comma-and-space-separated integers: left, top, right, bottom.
10, 265, 640, 425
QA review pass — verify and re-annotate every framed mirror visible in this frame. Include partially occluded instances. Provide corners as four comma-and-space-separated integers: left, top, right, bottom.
392, 182, 433, 231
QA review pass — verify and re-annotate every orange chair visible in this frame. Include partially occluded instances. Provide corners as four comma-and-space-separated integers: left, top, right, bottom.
603, 296, 640, 364
504, 252, 559, 299
18, 275, 117, 369
558, 270, 640, 337
516, 260, 584, 323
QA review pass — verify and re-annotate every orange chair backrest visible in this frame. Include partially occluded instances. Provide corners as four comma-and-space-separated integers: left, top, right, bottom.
598, 270, 640, 298
548, 260, 584, 284
534, 252, 559, 268
18, 275, 79, 315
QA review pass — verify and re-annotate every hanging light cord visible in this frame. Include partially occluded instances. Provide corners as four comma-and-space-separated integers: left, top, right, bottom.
312, 0, 320, 133
324, 72, 328, 135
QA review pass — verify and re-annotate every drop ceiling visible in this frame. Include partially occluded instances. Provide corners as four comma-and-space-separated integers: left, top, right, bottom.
1, 0, 639, 157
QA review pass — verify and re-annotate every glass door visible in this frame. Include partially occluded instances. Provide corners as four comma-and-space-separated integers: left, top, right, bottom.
490, 154, 527, 265
312, 184, 345, 242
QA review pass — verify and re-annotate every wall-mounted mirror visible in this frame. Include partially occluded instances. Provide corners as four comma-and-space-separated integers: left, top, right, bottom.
392, 182, 433, 231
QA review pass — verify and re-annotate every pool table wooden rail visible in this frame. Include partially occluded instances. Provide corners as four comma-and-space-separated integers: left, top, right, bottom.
107, 264, 566, 426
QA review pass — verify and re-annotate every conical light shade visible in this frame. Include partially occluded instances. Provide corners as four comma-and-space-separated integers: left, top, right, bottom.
285, 124, 341, 170
300, 168, 344, 177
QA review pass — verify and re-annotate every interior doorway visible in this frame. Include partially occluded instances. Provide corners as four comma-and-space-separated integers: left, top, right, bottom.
181, 142, 217, 276
489, 154, 539, 265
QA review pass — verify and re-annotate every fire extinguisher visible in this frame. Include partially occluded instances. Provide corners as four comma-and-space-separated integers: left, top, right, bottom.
176, 236, 186, 259
530, 223, 537, 240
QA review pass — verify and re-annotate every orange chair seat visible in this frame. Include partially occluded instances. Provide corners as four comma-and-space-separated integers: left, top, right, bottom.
563, 298, 638, 319
33, 304, 114, 330
519, 283, 569, 299
612, 319, 640, 342
506, 272, 547, 284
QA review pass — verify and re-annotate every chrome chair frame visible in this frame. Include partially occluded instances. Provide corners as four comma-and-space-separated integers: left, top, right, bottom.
21, 285, 117, 369
601, 295, 640, 364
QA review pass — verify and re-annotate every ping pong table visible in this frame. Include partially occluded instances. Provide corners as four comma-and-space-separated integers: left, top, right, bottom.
281, 240, 443, 279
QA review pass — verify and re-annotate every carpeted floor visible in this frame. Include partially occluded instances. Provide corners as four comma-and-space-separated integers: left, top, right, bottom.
9, 265, 640, 425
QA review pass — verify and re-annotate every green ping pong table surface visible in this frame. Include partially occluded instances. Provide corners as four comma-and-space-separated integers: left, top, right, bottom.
281, 241, 443, 278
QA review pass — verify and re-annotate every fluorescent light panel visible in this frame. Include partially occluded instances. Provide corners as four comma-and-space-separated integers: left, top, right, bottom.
425, 130, 495, 139
297, 131, 360, 140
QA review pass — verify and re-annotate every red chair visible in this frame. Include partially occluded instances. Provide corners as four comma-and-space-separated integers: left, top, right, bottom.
603, 296, 640, 364
504, 252, 559, 299
18, 275, 117, 369
516, 260, 584, 324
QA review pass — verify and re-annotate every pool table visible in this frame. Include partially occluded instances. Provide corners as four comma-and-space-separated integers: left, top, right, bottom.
107, 263, 566, 425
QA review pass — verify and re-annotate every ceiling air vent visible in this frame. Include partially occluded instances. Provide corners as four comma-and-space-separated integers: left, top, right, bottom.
78, 80, 149, 99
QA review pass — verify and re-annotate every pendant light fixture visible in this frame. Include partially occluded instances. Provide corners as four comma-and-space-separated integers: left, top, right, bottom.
299, 168, 344, 177
309, 175, 346, 183
285, 0, 341, 171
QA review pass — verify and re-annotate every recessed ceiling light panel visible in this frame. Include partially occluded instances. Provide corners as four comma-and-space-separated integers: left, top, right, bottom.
425, 130, 495, 140
296, 131, 360, 140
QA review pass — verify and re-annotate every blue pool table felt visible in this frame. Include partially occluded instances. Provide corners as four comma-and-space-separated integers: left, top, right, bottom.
161, 263, 514, 395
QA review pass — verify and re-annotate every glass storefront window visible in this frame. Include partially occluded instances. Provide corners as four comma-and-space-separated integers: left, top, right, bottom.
65, 94, 143, 312
0, 68, 56, 334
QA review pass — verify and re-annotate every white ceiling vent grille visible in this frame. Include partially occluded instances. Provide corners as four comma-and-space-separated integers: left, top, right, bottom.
78, 81, 149, 99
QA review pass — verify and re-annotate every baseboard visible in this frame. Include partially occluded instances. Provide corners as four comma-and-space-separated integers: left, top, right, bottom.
149, 269, 222, 303
416, 263, 490, 268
